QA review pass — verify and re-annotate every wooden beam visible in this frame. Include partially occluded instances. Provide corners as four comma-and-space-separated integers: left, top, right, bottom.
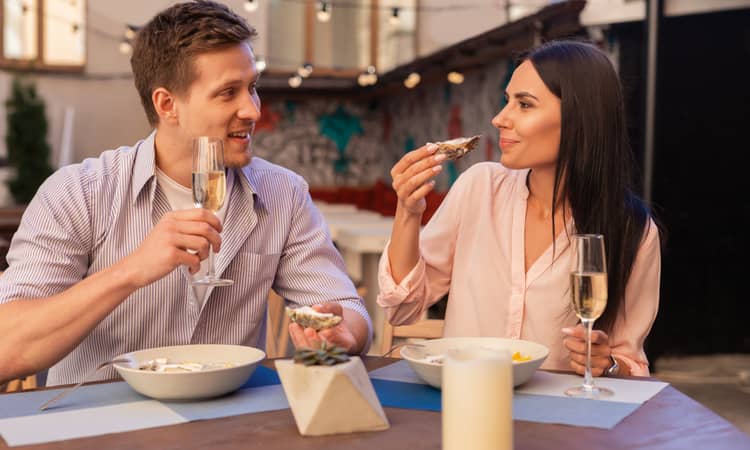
0, 0, 5, 61
304, 0, 314, 64
414, 0, 420, 58
370, 0, 378, 69
37, 0, 44, 64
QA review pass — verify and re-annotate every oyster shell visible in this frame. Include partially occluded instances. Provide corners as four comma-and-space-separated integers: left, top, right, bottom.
432, 135, 481, 160
286, 306, 343, 330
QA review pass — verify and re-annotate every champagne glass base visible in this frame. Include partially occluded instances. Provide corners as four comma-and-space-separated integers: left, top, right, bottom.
192, 277, 234, 287
565, 385, 614, 399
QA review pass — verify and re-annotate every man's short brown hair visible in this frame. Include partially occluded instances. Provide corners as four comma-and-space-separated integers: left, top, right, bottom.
131, 0, 257, 126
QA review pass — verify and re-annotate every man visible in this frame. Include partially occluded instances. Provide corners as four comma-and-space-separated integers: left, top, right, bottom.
0, 0, 371, 386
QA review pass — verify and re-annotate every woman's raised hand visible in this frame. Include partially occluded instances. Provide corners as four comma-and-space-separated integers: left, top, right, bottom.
390, 143, 445, 216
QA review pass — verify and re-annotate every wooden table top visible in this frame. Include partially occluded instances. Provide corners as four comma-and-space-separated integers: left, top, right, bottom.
2, 357, 749, 450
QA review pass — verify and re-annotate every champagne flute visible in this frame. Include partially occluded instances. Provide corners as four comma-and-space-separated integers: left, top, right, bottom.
565, 234, 613, 398
191, 136, 233, 286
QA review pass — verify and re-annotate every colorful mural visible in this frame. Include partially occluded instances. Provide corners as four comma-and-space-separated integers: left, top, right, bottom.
252, 59, 511, 190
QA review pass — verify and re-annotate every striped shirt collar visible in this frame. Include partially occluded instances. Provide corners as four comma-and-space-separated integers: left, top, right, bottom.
131, 130, 260, 206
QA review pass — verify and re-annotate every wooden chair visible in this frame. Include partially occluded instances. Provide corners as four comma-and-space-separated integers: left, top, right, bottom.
265, 287, 369, 358
380, 317, 444, 357
3, 375, 37, 393
266, 290, 291, 358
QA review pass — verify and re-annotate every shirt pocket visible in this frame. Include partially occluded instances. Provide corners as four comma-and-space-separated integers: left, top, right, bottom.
226, 252, 281, 290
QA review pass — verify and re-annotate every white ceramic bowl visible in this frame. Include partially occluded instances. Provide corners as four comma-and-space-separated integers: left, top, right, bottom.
400, 337, 549, 389
113, 344, 266, 400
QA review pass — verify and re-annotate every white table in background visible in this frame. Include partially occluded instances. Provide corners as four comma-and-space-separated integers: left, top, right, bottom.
313, 201, 358, 214
322, 211, 391, 244
335, 226, 393, 354
328, 219, 392, 282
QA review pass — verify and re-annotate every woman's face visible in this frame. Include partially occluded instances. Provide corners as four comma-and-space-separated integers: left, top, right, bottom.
491, 60, 561, 171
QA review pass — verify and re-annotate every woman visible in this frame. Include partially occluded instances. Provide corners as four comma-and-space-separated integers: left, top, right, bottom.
377, 40, 661, 377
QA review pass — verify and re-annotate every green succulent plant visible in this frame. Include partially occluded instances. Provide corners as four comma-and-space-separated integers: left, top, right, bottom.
293, 342, 350, 366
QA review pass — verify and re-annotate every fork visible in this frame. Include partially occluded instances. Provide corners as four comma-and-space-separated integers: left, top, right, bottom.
382, 343, 425, 358
39, 357, 133, 411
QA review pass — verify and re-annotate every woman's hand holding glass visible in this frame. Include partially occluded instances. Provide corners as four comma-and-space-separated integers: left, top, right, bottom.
565, 234, 614, 398
563, 325, 614, 377
390, 143, 446, 217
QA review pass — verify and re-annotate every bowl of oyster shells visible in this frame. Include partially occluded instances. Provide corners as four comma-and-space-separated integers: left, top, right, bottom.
113, 344, 265, 400
400, 337, 548, 389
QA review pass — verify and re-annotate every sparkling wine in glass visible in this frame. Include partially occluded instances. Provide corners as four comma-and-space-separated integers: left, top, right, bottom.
565, 234, 613, 398
191, 136, 233, 287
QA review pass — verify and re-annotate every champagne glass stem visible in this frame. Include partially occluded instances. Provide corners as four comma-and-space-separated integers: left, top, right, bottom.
207, 245, 217, 279
583, 318, 594, 390
206, 211, 220, 279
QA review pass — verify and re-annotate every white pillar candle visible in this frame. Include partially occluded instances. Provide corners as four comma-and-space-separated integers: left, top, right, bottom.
442, 348, 513, 450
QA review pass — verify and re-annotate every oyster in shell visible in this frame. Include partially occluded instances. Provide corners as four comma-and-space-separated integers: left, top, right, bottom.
432, 135, 481, 160
286, 306, 343, 330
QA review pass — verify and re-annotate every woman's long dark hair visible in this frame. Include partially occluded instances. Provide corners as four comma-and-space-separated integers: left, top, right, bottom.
520, 40, 656, 333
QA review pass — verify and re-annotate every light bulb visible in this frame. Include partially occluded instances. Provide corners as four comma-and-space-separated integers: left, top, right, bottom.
389, 7, 400, 26
447, 71, 464, 84
404, 72, 421, 89
297, 62, 313, 78
244, 0, 259, 13
119, 40, 133, 55
125, 25, 137, 40
317, 1, 331, 22
256, 58, 267, 72
288, 75, 303, 88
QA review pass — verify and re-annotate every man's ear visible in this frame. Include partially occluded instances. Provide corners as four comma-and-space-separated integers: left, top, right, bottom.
152, 87, 178, 125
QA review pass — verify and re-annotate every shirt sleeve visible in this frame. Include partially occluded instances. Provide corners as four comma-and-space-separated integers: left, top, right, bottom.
610, 219, 661, 376
272, 176, 373, 352
376, 166, 476, 326
0, 166, 93, 303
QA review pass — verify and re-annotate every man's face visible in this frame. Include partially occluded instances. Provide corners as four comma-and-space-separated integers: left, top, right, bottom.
173, 42, 261, 168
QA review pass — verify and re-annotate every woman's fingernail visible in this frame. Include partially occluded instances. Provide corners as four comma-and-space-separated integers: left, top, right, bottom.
426, 143, 438, 152
434, 153, 446, 162
433, 165, 442, 172
561, 327, 573, 334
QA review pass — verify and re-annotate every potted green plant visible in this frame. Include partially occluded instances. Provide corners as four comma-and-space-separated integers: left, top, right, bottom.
4, 77, 54, 205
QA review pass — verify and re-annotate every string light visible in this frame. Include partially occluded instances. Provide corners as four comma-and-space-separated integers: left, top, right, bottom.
447, 71, 464, 84
357, 65, 378, 86
288, 74, 303, 88
124, 25, 137, 40
404, 72, 421, 89
297, 62, 313, 78
389, 7, 400, 26
244, 0, 259, 13
119, 39, 133, 55
31, 1, 518, 89
317, 1, 331, 22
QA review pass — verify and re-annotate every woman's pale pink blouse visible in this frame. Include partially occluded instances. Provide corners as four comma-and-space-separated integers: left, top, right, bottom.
377, 162, 660, 376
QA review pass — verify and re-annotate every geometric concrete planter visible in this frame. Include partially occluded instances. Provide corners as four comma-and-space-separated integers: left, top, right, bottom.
275, 357, 390, 436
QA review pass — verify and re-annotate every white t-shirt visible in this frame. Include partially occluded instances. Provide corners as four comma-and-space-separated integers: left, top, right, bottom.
155, 167, 233, 309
